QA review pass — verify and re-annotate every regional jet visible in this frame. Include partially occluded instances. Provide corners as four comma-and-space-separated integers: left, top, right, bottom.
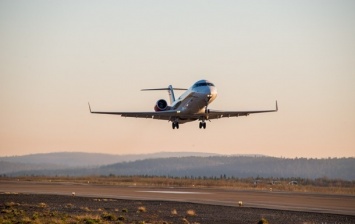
89, 79, 278, 129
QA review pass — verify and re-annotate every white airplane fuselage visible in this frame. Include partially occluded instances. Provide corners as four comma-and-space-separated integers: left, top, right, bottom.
170, 80, 217, 122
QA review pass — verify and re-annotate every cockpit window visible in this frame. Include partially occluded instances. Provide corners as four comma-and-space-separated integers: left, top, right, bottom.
193, 82, 215, 88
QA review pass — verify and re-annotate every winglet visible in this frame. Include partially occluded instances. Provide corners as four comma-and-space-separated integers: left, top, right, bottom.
276, 100, 278, 111
88, 102, 92, 113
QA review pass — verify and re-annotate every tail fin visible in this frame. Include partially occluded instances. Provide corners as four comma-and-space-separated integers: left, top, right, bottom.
141, 86, 187, 104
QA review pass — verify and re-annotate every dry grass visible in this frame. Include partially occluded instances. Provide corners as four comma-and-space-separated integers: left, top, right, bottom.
0, 203, 118, 224
76, 214, 101, 220
20, 216, 32, 223
182, 217, 189, 223
138, 206, 146, 212
186, 209, 196, 216
80, 206, 91, 212
122, 208, 128, 213
65, 203, 74, 208
258, 218, 269, 224
4, 201, 20, 207
171, 209, 178, 215
38, 202, 47, 208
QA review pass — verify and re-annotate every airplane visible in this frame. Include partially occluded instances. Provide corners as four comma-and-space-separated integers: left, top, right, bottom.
89, 79, 278, 129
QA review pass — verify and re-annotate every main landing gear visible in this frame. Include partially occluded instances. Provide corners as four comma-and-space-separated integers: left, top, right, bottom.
199, 121, 206, 129
172, 122, 179, 129
172, 122, 207, 129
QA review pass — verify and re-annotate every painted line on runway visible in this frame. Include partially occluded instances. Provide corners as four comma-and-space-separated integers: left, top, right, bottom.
137, 190, 212, 195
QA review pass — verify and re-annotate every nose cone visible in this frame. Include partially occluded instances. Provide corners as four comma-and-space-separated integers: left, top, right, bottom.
192, 80, 218, 101
208, 85, 218, 102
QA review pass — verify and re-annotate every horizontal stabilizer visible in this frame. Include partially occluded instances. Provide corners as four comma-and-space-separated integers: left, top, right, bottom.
141, 88, 187, 91
142, 86, 187, 104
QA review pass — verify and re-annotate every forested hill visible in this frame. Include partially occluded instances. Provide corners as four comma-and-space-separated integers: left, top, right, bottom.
6, 156, 355, 180
0, 152, 220, 167
97, 156, 355, 180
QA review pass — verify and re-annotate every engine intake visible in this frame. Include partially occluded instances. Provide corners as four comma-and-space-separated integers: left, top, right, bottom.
154, 99, 169, 111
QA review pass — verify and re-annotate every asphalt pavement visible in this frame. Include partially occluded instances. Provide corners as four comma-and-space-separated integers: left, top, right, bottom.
1, 180, 354, 215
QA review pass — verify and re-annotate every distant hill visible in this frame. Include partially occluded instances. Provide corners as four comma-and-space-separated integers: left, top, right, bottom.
0, 151, 221, 168
0, 151, 226, 175
0, 161, 66, 174
4, 155, 355, 180
96, 156, 355, 180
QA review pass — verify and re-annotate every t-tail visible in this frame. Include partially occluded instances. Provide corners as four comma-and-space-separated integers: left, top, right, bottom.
141, 86, 187, 104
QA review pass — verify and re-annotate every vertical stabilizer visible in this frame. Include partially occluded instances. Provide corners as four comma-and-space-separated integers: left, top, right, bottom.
167, 85, 175, 104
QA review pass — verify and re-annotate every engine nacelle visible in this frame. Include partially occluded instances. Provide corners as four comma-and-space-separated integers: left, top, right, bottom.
154, 99, 170, 111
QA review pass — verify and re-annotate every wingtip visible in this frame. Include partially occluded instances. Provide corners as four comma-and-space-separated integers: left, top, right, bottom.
88, 102, 92, 113
276, 100, 278, 111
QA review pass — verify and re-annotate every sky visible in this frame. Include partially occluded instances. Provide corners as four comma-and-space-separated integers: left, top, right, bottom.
0, 0, 354, 158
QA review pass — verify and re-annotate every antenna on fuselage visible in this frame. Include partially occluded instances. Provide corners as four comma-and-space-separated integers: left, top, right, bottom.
141, 86, 187, 104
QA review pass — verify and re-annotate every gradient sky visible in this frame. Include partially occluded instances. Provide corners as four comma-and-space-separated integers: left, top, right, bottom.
1, 1, 354, 158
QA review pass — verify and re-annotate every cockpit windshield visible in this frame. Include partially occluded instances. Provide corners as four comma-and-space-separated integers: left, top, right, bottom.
193, 82, 215, 88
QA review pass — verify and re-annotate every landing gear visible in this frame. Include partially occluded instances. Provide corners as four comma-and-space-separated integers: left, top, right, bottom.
201, 96, 210, 129
205, 95, 212, 114
199, 122, 206, 129
172, 122, 179, 129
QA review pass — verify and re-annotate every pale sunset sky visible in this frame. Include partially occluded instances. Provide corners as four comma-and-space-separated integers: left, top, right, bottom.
0, 1, 354, 158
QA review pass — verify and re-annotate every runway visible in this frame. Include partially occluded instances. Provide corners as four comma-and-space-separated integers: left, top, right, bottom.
1, 180, 354, 216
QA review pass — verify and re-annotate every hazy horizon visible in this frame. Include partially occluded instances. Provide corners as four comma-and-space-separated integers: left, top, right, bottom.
1, 1, 354, 158
0, 150, 353, 160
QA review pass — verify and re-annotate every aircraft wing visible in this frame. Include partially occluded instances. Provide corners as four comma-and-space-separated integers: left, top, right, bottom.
88, 101, 278, 121
206, 101, 278, 119
88, 103, 179, 120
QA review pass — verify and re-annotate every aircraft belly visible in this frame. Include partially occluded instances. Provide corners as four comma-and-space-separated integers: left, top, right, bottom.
176, 118, 198, 124
177, 93, 206, 113
169, 91, 217, 124
172, 96, 206, 124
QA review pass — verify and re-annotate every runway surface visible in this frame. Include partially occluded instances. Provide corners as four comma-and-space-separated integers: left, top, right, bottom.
1, 180, 354, 216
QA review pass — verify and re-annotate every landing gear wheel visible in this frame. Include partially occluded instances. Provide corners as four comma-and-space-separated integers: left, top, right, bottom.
199, 122, 206, 129
172, 122, 179, 129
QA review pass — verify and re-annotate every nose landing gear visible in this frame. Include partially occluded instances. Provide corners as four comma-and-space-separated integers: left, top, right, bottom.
199, 122, 206, 129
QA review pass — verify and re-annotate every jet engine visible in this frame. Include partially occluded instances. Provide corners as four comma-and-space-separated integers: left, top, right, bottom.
154, 99, 170, 111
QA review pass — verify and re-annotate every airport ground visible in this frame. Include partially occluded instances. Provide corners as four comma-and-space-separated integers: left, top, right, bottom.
1, 179, 354, 223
